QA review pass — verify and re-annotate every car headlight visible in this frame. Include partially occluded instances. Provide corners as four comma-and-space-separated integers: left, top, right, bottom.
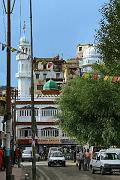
49, 158, 53, 161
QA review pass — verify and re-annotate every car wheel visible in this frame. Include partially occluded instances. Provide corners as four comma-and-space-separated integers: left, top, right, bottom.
101, 167, 105, 175
48, 162, 51, 167
90, 166, 95, 174
62, 162, 66, 167
109, 170, 113, 175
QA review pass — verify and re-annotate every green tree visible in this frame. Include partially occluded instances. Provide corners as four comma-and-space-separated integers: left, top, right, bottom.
96, 0, 120, 75
58, 77, 120, 146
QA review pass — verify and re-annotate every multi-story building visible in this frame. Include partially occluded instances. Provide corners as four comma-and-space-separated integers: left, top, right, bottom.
77, 44, 101, 74
15, 36, 76, 153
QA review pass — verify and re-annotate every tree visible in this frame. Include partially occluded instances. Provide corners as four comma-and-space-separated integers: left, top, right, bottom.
58, 0, 120, 147
96, 0, 120, 75
58, 77, 120, 146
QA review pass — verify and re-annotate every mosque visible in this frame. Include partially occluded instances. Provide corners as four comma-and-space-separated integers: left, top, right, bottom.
12, 35, 101, 152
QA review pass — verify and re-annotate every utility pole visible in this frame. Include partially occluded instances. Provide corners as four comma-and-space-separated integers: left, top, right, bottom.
6, 0, 12, 179
30, 0, 36, 179
12, 89, 18, 150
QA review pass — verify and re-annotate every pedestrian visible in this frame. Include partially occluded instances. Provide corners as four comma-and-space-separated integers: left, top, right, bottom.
73, 149, 76, 162
84, 149, 91, 170
78, 148, 85, 170
2, 146, 6, 171
15, 146, 22, 167
0, 147, 3, 171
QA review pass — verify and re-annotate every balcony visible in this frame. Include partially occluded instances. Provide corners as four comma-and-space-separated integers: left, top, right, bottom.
16, 72, 31, 78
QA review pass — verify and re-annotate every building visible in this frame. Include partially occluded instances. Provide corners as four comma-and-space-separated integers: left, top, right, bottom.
15, 36, 76, 153
77, 44, 102, 74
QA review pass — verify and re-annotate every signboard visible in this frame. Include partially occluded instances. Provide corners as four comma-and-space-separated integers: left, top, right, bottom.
60, 139, 76, 145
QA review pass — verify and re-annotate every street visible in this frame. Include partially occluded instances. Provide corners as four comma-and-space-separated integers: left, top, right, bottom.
22, 161, 120, 180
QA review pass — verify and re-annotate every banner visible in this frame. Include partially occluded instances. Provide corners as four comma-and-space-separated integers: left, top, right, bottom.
82, 72, 120, 83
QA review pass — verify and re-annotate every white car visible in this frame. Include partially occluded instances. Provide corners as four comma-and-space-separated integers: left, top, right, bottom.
22, 149, 40, 162
90, 151, 120, 175
48, 151, 66, 167
48, 147, 61, 158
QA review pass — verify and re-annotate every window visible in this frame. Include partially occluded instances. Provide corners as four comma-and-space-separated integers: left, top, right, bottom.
36, 74, 39, 79
22, 64, 24, 70
43, 64, 47, 70
56, 73, 60, 79
43, 73, 47, 80
20, 128, 32, 138
37, 85, 43, 90
62, 132, 67, 137
22, 110, 24, 116
41, 108, 58, 117
35, 110, 38, 116
79, 47, 82, 51
25, 130, 28, 137
41, 128, 59, 137
20, 110, 21, 116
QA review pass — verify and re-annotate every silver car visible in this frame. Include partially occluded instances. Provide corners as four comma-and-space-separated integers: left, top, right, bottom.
22, 149, 40, 162
90, 151, 120, 175
48, 151, 66, 167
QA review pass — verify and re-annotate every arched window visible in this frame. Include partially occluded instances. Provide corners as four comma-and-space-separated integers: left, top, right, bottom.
41, 128, 59, 137
41, 107, 58, 117
20, 127, 32, 137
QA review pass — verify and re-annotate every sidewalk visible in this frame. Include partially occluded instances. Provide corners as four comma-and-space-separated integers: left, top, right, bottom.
0, 166, 23, 180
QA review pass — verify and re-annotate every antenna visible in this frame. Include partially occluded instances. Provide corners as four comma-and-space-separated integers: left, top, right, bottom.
23, 20, 26, 35
20, 0, 21, 37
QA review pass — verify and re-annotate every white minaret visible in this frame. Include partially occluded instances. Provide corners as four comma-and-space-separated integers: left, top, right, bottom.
16, 35, 31, 99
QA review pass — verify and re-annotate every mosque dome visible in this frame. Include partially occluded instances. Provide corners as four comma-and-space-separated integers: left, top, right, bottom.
43, 80, 58, 90
83, 46, 100, 59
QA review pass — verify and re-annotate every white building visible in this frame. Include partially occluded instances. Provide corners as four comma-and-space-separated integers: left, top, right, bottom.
77, 44, 102, 74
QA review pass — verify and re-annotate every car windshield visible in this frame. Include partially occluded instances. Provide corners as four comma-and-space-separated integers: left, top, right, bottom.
50, 148, 59, 152
101, 153, 120, 160
23, 150, 31, 154
51, 152, 63, 157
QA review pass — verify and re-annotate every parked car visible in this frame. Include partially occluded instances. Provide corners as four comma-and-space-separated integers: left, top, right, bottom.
22, 149, 40, 162
90, 151, 120, 175
106, 148, 120, 158
48, 151, 66, 167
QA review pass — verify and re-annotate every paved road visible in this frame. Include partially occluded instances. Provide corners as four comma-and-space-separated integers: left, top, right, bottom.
22, 161, 120, 180
37, 165, 120, 180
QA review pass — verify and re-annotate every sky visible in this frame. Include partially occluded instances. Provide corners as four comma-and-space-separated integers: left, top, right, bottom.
0, 0, 108, 87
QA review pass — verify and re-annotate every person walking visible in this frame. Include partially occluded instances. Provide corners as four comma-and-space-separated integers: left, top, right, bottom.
84, 149, 91, 170
15, 146, 22, 167
0, 147, 3, 171
2, 147, 6, 171
78, 149, 85, 170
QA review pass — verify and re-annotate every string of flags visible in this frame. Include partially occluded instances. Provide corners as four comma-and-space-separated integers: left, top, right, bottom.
81, 72, 120, 83
0, 42, 17, 52
0, 42, 31, 56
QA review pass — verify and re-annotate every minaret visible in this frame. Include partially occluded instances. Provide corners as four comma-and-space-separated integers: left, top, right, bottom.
16, 22, 31, 99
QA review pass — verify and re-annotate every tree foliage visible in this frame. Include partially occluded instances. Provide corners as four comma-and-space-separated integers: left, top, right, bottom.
96, 0, 120, 75
58, 77, 120, 146
58, 0, 120, 147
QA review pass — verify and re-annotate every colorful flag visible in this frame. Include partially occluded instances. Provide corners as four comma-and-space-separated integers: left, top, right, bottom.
104, 76, 109, 81
112, 76, 118, 83
82, 72, 90, 79
92, 72, 97, 80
